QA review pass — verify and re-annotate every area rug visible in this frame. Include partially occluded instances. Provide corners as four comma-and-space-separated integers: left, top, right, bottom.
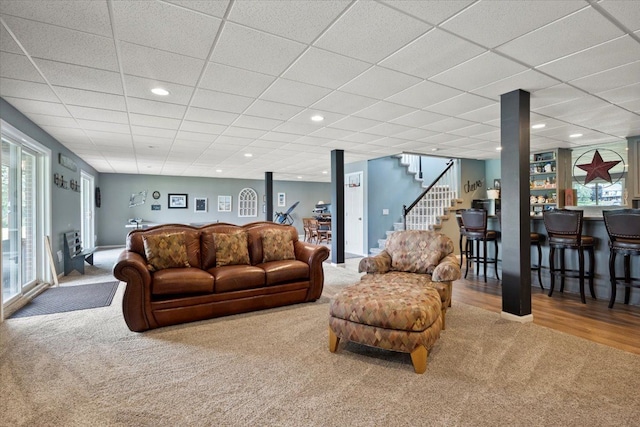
9, 281, 119, 318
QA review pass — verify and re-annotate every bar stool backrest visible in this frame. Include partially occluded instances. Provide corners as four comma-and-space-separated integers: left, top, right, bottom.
543, 209, 583, 242
461, 209, 487, 237
603, 209, 640, 241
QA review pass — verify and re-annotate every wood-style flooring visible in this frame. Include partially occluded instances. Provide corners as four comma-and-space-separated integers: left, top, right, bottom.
455, 271, 640, 355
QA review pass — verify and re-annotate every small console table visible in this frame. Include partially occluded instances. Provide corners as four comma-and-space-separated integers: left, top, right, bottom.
63, 230, 95, 275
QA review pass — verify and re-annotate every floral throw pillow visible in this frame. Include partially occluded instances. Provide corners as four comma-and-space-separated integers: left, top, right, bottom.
214, 232, 250, 267
142, 232, 191, 272
261, 229, 295, 263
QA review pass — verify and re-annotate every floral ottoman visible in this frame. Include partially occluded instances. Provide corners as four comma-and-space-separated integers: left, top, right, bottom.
328, 281, 443, 374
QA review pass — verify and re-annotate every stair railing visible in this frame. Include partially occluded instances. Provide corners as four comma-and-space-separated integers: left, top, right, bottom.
403, 158, 456, 230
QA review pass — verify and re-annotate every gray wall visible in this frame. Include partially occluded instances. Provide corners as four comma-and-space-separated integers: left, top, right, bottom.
98, 173, 330, 246
485, 159, 501, 195
367, 156, 423, 252
1, 97, 100, 275
345, 160, 368, 255
421, 156, 451, 184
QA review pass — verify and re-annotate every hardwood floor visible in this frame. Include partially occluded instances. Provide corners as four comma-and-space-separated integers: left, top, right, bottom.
454, 272, 640, 355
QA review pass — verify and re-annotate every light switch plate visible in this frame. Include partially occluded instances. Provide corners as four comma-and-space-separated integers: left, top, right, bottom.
382, 209, 389, 215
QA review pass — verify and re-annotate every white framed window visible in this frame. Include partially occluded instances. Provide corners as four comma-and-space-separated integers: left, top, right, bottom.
238, 188, 258, 217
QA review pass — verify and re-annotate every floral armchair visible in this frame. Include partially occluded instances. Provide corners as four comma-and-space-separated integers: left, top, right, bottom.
358, 230, 462, 328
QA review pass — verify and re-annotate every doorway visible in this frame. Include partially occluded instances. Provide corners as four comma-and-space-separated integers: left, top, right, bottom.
345, 171, 364, 255
80, 171, 95, 250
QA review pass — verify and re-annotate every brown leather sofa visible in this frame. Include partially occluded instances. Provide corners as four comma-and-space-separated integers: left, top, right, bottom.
113, 221, 330, 332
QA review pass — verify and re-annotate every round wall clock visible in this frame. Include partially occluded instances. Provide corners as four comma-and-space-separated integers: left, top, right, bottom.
152, 191, 161, 200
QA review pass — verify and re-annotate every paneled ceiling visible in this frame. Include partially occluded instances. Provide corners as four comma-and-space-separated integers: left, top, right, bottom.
1, 0, 639, 182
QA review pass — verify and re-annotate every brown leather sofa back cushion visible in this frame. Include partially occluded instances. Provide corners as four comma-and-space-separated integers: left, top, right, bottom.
127, 224, 201, 269
245, 222, 299, 265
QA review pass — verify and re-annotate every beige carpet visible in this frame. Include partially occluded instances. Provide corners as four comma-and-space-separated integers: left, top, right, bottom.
1, 255, 639, 426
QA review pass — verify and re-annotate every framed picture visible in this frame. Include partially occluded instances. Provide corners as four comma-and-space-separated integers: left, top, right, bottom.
168, 193, 188, 209
493, 179, 501, 190
194, 197, 207, 212
218, 195, 232, 212
277, 192, 286, 207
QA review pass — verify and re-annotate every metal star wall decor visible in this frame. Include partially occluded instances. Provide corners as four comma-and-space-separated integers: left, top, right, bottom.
576, 149, 621, 184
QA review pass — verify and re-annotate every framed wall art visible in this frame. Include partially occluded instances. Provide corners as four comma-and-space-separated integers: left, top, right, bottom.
277, 192, 286, 207
168, 193, 188, 209
194, 197, 207, 212
218, 195, 232, 212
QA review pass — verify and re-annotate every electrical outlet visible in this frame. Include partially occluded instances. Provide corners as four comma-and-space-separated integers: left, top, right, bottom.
57, 250, 63, 262
382, 209, 389, 215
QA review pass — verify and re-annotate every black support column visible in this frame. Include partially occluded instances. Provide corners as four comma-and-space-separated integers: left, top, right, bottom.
331, 150, 344, 264
265, 172, 273, 222
500, 89, 532, 321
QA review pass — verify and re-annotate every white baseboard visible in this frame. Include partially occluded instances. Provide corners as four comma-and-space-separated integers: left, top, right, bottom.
500, 311, 534, 323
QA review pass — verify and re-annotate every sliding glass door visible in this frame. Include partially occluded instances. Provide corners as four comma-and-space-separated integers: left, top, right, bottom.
2, 135, 43, 304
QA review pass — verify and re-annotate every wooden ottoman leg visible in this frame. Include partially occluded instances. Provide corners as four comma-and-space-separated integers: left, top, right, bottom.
410, 345, 428, 374
441, 309, 446, 330
329, 327, 340, 353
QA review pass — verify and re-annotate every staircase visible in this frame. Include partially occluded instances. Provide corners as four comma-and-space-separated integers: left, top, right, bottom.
370, 154, 461, 254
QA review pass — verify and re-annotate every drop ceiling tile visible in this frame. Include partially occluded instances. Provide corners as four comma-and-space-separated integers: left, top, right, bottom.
497, 7, 624, 66
211, 22, 306, 76
458, 104, 500, 123
471, 70, 560, 100
67, 105, 129, 124
422, 117, 476, 133
570, 61, 640, 94
244, 100, 304, 121
184, 107, 239, 125
191, 88, 254, 113
77, 119, 130, 134
120, 42, 205, 86
341, 66, 421, 100
0, 23, 23, 54
310, 91, 378, 115
364, 122, 413, 137
329, 116, 381, 132
599, 0, 640, 32
0, 52, 44, 83
619, 99, 640, 114
529, 83, 587, 110
598, 82, 640, 104
222, 126, 267, 139
260, 78, 332, 107
124, 75, 194, 105
200, 62, 275, 97
248, 139, 287, 150
441, 1, 584, 48
315, 0, 429, 63
2, 15, 118, 71
393, 128, 439, 141
272, 121, 319, 135
228, 0, 349, 43
0, 0, 112, 36
288, 109, 344, 126
132, 126, 177, 139
232, 115, 283, 131
424, 93, 494, 116
380, 0, 473, 25
29, 114, 80, 128
34, 59, 123, 94
533, 95, 610, 119
113, 0, 220, 59
132, 135, 174, 147
259, 131, 300, 143
127, 97, 187, 119
164, 1, 230, 18
309, 127, 354, 140
0, 78, 58, 102
3, 97, 69, 116
128, 113, 181, 130
380, 29, 485, 79
448, 123, 499, 138
537, 36, 640, 82
283, 47, 371, 90
390, 110, 449, 127
174, 130, 214, 142
386, 80, 463, 109
430, 52, 528, 92
54, 87, 126, 111
180, 120, 226, 134
84, 130, 132, 143
352, 101, 416, 122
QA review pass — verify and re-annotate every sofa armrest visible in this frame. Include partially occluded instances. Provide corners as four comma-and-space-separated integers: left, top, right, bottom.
294, 241, 330, 301
112, 250, 155, 332
358, 251, 392, 274
432, 253, 462, 282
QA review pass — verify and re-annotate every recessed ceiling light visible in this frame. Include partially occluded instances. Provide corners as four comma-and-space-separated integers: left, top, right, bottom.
216, 169, 222, 173
151, 87, 169, 96
244, 153, 253, 157
311, 115, 324, 122
322, 170, 328, 174
496, 146, 503, 151
532, 123, 546, 129
569, 133, 583, 138
431, 148, 439, 152
297, 176, 302, 179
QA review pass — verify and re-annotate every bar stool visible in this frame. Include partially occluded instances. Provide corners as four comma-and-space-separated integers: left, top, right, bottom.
603, 209, 640, 309
543, 209, 596, 304
461, 208, 499, 282
456, 213, 466, 268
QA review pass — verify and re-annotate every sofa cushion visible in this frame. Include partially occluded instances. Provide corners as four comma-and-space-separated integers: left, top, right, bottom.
142, 232, 191, 272
152, 268, 214, 295
213, 232, 250, 267
392, 248, 443, 274
209, 265, 265, 292
261, 229, 295, 263
258, 260, 309, 286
